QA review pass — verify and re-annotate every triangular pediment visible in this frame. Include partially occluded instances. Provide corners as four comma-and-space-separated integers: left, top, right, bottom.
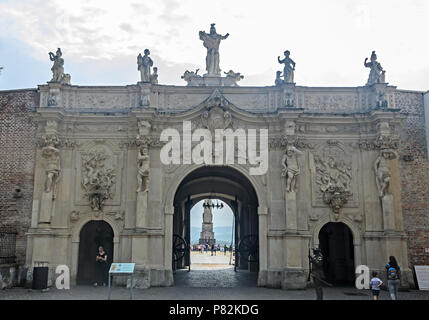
199, 89, 232, 111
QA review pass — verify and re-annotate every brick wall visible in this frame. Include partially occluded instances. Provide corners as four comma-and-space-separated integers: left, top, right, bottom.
0, 90, 38, 264
396, 90, 429, 266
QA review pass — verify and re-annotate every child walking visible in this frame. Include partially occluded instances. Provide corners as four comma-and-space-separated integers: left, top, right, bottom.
370, 271, 383, 300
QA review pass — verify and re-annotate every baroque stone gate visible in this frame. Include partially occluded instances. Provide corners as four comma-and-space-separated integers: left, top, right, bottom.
1, 26, 428, 289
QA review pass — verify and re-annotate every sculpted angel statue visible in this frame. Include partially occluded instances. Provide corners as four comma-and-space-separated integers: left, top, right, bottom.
199, 24, 229, 75
137, 49, 153, 82
137, 147, 150, 192
278, 50, 296, 83
364, 51, 386, 86
281, 145, 303, 192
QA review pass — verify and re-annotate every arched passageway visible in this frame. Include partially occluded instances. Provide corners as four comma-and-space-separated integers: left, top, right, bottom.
318, 222, 355, 286
77, 220, 114, 285
172, 166, 259, 287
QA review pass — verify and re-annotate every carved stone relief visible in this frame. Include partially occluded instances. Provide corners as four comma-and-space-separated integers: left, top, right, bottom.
81, 149, 117, 211
310, 142, 357, 218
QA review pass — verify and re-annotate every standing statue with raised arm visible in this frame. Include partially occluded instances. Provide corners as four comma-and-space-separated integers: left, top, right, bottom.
364, 51, 386, 85
49, 48, 71, 85
199, 23, 229, 76
137, 49, 154, 82
278, 50, 296, 83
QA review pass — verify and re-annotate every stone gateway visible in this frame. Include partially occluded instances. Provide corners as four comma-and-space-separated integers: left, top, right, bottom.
0, 27, 429, 291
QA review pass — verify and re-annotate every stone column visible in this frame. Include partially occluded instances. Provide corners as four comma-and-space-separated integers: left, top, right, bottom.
136, 190, 148, 228
381, 194, 395, 231
164, 206, 174, 285
257, 206, 268, 278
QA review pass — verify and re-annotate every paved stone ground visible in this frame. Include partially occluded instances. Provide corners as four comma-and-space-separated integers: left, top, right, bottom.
1, 253, 428, 300
1, 284, 428, 300
190, 251, 235, 270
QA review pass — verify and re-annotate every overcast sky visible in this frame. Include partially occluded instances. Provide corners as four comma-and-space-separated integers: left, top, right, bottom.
0, 0, 428, 91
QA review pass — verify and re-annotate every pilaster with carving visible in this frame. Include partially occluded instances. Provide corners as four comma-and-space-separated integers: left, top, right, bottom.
135, 120, 152, 229
38, 120, 61, 227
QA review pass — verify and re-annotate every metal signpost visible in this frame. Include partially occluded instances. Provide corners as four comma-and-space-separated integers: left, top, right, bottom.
108, 263, 135, 300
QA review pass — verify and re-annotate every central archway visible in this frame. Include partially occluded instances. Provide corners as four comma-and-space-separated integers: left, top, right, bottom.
172, 166, 260, 287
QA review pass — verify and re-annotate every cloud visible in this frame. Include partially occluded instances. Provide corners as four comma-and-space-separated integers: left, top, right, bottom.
119, 23, 135, 34
0, 0, 428, 90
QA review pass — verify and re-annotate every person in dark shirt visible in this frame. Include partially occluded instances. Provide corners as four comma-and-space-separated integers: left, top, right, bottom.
94, 246, 107, 287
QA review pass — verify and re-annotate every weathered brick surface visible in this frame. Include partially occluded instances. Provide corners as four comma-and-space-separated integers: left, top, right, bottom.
396, 90, 429, 266
0, 90, 38, 264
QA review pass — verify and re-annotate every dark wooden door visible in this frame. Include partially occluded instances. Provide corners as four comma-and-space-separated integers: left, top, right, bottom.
319, 222, 355, 286
77, 221, 114, 285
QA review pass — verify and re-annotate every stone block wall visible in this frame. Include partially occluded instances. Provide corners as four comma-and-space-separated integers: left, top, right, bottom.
396, 90, 429, 266
0, 90, 38, 265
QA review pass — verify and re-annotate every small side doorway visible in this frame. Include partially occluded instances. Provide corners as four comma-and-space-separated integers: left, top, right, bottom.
77, 220, 114, 285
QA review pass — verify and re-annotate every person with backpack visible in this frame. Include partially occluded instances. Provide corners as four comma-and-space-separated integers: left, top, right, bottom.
385, 256, 401, 300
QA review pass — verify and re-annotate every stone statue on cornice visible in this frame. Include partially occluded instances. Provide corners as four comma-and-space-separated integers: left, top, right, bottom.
364, 51, 386, 86
199, 23, 229, 76
48, 48, 71, 85
137, 49, 153, 82
278, 50, 296, 83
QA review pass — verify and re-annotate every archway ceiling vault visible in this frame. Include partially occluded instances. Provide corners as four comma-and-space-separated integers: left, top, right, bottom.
174, 166, 258, 208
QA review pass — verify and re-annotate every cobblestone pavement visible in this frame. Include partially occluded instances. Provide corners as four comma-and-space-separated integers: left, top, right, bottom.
1, 268, 429, 300
1, 253, 428, 300
1, 284, 428, 300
